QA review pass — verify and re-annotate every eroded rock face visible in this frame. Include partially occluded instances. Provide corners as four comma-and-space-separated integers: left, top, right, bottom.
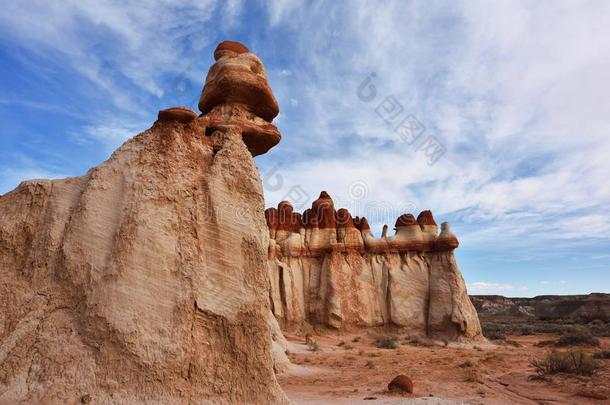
266, 192, 483, 342
0, 42, 287, 404
199, 41, 281, 156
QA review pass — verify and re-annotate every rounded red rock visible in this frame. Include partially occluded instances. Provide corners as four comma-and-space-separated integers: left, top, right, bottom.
388, 374, 414, 393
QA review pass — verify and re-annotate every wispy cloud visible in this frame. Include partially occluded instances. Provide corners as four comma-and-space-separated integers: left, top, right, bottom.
259, 0, 610, 264
468, 282, 531, 294
0, 1, 608, 294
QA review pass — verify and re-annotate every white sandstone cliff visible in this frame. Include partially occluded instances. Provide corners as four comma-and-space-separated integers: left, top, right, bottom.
266, 193, 483, 342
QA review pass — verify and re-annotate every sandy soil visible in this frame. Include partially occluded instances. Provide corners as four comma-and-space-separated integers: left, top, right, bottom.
278, 332, 610, 404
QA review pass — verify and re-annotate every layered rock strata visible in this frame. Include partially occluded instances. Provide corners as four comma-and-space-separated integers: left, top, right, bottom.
199, 40, 281, 156
266, 192, 483, 342
0, 42, 287, 403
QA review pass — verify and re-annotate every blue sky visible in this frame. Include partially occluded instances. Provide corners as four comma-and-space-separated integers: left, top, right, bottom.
1, 1, 609, 296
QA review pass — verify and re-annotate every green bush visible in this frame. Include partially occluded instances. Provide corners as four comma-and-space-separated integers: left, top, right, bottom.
530, 350, 599, 376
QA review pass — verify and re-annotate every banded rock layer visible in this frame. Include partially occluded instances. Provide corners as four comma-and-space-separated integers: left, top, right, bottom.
266, 192, 483, 342
0, 42, 287, 404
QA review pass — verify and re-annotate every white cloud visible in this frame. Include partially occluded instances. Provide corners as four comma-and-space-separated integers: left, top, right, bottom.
0, 1, 221, 112
468, 282, 515, 293
468, 282, 529, 295
0, 167, 69, 196
1, 0, 608, 280
79, 122, 147, 152
260, 0, 610, 257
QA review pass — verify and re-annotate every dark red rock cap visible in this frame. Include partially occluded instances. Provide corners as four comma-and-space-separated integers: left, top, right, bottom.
157, 107, 197, 123
214, 40, 249, 60
417, 210, 437, 226
353, 216, 371, 231
336, 208, 355, 229
394, 213, 418, 228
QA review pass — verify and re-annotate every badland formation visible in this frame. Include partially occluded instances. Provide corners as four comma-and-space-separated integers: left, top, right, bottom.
0, 40, 482, 403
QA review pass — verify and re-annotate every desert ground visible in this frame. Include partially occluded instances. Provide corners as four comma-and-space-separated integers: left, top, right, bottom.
278, 329, 610, 404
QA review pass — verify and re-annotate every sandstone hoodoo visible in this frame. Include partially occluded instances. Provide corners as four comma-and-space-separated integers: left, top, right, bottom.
266, 192, 483, 342
0, 42, 288, 404
199, 41, 281, 156
0, 37, 486, 403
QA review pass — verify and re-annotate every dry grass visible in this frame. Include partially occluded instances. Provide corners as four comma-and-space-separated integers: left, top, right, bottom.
372, 334, 399, 349
463, 369, 482, 383
458, 360, 474, 368
307, 339, 321, 352
592, 350, 610, 359
530, 350, 599, 376
555, 330, 600, 347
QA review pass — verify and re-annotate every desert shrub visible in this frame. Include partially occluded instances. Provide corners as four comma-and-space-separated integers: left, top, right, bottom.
535, 340, 556, 347
532, 323, 565, 335
530, 350, 599, 376
352, 336, 361, 343
463, 369, 482, 383
484, 329, 507, 340
505, 339, 523, 347
405, 337, 434, 347
519, 326, 534, 336
592, 350, 610, 359
373, 334, 398, 349
556, 329, 599, 347
589, 322, 610, 337
337, 341, 345, 347
482, 353, 496, 362
343, 344, 354, 350
364, 360, 375, 369
459, 360, 474, 368
307, 339, 320, 352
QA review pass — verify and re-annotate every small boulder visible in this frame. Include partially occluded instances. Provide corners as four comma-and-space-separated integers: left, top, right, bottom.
388, 374, 414, 393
